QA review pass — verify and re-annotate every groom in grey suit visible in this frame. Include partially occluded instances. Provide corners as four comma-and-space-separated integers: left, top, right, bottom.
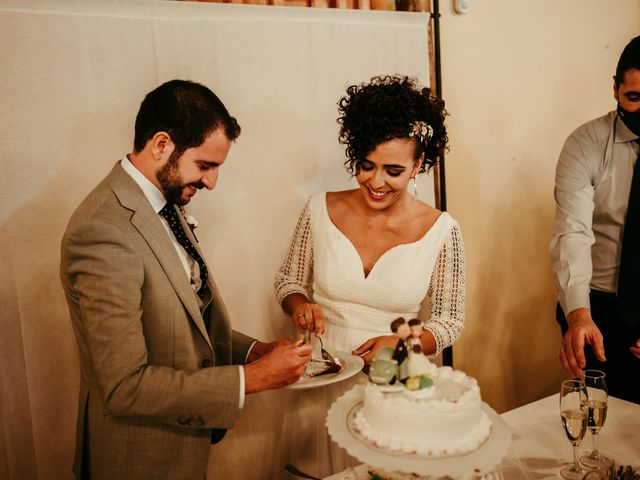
60, 79, 312, 479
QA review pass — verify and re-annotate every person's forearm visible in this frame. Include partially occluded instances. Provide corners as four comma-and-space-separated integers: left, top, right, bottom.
281, 292, 310, 315
419, 329, 437, 356
566, 307, 591, 325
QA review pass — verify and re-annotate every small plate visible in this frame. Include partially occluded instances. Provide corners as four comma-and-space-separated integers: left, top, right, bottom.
287, 352, 365, 390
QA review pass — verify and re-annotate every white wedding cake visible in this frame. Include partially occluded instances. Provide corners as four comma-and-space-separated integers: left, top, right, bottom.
353, 361, 491, 457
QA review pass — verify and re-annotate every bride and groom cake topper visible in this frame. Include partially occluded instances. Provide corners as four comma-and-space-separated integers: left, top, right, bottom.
370, 317, 434, 387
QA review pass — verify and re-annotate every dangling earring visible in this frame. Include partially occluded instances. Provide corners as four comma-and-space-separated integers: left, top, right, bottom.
410, 177, 418, 198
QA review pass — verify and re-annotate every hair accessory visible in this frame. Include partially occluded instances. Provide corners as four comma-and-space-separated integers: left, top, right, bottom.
408, 121, 433, 144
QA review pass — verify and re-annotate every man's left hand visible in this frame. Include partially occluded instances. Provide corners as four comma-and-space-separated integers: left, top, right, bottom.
247, 339, 292, 363
631, 338, 640, 360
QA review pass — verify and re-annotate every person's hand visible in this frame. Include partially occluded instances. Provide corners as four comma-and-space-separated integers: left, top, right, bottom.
630, 338, 640, 360
246, 338, 292, 363
244, 334, 312, 393
352, 335, 399, 365
292, 302, 325, 336
560, 308, 606, 377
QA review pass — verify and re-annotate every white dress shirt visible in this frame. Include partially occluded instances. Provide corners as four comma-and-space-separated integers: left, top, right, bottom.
550, 111, 639, 315
120, 155, 246, 408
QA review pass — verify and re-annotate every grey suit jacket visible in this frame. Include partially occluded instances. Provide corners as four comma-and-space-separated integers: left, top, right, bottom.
60, 162, 255, 479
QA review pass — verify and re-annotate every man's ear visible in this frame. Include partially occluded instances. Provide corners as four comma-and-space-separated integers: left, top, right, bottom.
149, 131, 174, 161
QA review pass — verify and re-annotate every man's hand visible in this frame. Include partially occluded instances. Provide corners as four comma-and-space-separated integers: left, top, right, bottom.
561, 308, 606, 377
352, 335, 399, 365
244, 335, 312, 393
630, 338, 640, 360
246, 339, 292, 364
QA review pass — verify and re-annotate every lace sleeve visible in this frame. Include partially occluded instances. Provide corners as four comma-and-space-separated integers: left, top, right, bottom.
274, 199, 314, 305
423, 222, 466, 355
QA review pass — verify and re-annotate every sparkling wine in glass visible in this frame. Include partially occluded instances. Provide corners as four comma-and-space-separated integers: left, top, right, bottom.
580, 370, 612, 470
559, 379, 588, 480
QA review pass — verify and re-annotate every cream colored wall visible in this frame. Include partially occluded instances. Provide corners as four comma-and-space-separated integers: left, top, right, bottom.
0, 2, 432, 479
440, 0, 640, 412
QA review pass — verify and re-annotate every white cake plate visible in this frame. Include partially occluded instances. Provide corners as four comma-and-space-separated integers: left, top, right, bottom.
326, 385, 513, 478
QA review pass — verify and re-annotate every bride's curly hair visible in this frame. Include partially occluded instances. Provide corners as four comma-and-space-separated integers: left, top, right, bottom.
337, 75, 448, 175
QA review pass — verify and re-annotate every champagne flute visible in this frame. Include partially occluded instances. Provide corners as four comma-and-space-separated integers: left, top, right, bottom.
580, 370, 612, 469
559, 379, 588, 480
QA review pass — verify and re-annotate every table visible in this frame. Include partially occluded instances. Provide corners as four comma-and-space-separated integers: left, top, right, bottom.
325, 394, 640, 479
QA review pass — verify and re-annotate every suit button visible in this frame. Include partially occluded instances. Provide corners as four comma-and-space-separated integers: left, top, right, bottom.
201, 358, 213, 368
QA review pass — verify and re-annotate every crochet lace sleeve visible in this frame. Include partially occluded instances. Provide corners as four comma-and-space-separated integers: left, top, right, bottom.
423, 222, 466, 355
274, 200, 314, 305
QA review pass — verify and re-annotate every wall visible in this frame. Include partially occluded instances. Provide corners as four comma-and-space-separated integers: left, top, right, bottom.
440, 0, 640, 412
0, 2, 432, 478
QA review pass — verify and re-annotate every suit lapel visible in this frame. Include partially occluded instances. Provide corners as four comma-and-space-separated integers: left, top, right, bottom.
107, 163, 213, 351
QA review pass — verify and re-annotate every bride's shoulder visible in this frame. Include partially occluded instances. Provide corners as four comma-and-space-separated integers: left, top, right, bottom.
413, 201, 441, 224
326, 189, 359, 209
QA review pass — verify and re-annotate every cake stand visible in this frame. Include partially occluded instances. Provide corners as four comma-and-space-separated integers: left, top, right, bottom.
326, 385, 513, 478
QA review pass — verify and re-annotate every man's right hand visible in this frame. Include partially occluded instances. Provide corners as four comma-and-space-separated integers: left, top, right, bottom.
560, 307, 606, 377
244, 335, 312, 393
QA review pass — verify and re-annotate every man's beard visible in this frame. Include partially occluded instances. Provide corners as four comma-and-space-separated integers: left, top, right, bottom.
156, 150, 203, 205
618, 103, 640, 136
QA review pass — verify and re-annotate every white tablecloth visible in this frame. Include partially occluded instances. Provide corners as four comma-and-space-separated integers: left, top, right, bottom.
325, 394, 640, 479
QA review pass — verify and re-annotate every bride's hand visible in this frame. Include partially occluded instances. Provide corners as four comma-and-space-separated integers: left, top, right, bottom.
292, 302, 326, 335
352, 335, 399, 364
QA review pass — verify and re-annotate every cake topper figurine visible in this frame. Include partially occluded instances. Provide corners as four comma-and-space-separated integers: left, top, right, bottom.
408, 319, 424, 354
406, 319, 433, 379
369, 317, 411, 385
369, 317, 435, 389
390, 317, 410, 382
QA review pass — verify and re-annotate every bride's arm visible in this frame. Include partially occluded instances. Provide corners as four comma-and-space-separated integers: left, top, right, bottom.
421, 223, 466, 355
274, 200, 325, 334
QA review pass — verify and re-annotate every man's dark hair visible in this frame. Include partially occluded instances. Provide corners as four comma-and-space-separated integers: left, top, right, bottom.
615, 35, 640, 86
133, 79, 241, 157
390, 317, 407, 333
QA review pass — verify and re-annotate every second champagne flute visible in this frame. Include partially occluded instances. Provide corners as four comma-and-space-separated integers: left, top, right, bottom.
559, 379, 588, 480
580, 370, 612, 469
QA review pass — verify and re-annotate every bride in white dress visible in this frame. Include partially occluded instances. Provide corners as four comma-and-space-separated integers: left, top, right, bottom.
273, 75, 465, 478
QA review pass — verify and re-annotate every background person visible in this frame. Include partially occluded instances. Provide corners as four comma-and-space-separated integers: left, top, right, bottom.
550, 36, 640, 403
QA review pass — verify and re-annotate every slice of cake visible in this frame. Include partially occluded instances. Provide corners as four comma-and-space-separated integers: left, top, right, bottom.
302, 357, 343, 378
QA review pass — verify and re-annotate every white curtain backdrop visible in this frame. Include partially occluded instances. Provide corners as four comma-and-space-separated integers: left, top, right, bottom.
0, 1, 432, 478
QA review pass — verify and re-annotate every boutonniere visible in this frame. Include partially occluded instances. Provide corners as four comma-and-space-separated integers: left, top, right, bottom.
179, 206, 199, 241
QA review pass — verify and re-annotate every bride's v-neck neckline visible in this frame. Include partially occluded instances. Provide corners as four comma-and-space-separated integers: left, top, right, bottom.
321, 194, 444, 279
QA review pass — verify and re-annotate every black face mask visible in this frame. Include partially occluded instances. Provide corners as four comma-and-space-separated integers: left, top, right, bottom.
618, 103, 640, 136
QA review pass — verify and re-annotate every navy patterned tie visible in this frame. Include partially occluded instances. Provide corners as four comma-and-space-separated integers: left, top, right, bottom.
617, 139, 640, 341
160, 203, 208, 298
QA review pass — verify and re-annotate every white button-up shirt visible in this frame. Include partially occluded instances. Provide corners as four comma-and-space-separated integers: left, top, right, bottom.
550, 111, 639, 314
